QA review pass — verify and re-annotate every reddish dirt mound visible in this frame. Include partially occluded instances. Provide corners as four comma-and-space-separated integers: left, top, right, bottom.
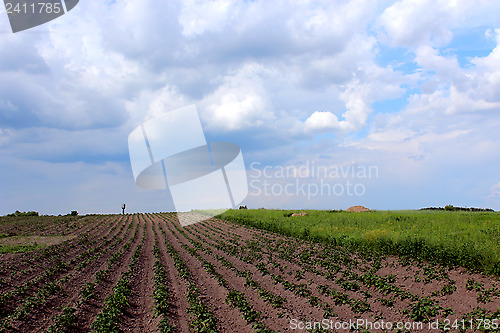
291, 212, 308, 217
346, 205, 370, 212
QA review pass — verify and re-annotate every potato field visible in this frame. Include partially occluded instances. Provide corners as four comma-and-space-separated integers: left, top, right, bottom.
0, 212, 499, 332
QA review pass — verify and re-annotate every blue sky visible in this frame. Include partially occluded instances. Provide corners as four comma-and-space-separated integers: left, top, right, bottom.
1, 0, 500, 215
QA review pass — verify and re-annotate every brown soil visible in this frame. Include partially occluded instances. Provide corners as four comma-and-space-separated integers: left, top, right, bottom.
0, 214, 499, 333
346, 205, 371, 212
120, 214, 157, 332
9, 215, 136, 332
154, 214, 253, 332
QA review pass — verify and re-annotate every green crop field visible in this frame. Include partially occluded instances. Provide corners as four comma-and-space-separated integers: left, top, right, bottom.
218, 209, 500, 276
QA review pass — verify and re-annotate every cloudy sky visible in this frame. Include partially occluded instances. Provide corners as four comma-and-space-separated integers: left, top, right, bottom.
1, 0, 500, 215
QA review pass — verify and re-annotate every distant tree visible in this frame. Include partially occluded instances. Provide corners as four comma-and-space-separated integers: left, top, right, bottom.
8, 210, 38, 217
444, 205, 455, 211
71, 211, 78, 216
122, 204, 126, 215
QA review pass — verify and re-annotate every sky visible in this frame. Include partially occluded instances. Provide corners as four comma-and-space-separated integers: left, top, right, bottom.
1, 0, 500, 215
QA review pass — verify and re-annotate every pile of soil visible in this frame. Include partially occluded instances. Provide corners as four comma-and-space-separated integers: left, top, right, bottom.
291, 212, 308, 217
346, 205, 370, 212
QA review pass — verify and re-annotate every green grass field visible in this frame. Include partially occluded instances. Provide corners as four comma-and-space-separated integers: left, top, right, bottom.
218, 209, 500, 276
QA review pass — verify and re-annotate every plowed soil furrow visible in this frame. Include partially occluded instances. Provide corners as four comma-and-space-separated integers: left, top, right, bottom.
151, 215, 191, 333
151, 216, 195, 332
198, 218, 283, 244
197, 219, 354, 271
0, 215, 124, 291
2, 213, 499, 333
175, 217, 303, 331
35, 215, 97, 237
182, 216, 500, 332
71, 215, 145, 332
171, 215, 284, 332
6, 215, 137, 332
155, 214, 253, 333
179, 225, 311, 330
225, 216, 498, 313
187, 222, 421, 323
1, 215, 129, 300
120, 214, 157, 332
0, 215, 113, 264
183, 219, 338, 327
0, 216, 130, 329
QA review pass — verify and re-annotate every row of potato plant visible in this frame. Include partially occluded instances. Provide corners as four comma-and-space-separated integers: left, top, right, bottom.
156, 219, 218, 333
90, 220, 146, 332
